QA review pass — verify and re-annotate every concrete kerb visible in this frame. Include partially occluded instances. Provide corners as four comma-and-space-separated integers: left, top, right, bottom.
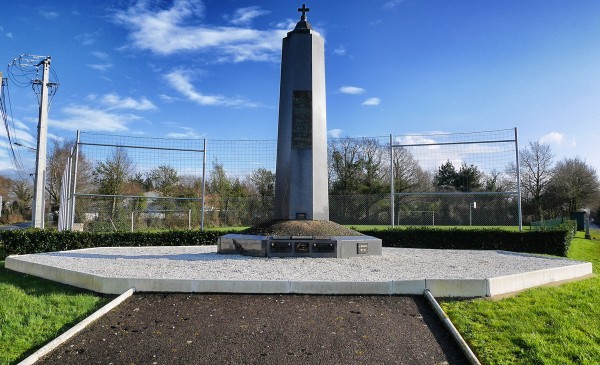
486, 262, 594, 296
6, 248, 593, 297
424, 289, 481, 365
16, 288, 135, 365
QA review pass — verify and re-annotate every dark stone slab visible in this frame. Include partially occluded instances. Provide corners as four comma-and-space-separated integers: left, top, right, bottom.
218, 234, 382, 259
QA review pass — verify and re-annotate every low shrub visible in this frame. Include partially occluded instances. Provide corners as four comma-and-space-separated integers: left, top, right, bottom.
0, 229, 240, 259
361, 227, 573, 257
0, 226, 575, 259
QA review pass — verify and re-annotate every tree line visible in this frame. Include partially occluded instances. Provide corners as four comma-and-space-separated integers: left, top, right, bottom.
1, 137, 598, 226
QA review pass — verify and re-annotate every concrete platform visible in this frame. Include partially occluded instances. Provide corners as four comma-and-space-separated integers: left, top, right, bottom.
5, 246, 593, 297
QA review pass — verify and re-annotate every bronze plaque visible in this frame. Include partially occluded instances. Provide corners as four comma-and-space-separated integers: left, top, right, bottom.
357, 243, 368, 254
295, 242, 310, 253
313, 242, 335, 253
292, 90, 312, 149
271, 242, 293, 253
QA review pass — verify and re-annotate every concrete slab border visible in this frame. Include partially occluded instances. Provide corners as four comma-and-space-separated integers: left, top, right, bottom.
6, 250, 593, 298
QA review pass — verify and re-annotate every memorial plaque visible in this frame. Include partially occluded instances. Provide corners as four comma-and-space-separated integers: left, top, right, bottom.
271, 241, 293, 253
313, 242, 335, 253
357, 242, 368, 254
295, 242, 310, 253
292, 90, 312, 149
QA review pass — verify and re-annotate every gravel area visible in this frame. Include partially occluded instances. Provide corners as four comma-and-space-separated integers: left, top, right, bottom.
39, 294, 468, 365
16, 246, 584, 282
243, 219, 364, 236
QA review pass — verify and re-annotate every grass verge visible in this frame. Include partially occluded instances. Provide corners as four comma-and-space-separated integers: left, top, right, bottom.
441, 231, 600, 364
0, 261, 111, 365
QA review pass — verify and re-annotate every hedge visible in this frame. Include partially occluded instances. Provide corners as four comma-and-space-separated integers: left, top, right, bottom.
0, 229, 240, 259
0, 224, 576, 259
361, 226, 574, 257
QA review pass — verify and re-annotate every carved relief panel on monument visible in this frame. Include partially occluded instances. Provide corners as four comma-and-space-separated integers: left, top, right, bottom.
291, 90, 312, 150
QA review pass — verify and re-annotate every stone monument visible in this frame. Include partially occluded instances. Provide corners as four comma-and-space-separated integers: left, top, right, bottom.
273, 3, 329, 221
218, 4, 382, 258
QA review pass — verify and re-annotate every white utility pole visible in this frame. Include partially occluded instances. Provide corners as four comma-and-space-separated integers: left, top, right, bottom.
31, 57, 51, 229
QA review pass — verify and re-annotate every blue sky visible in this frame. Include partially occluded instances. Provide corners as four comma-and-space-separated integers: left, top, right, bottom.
1, 0, 599, 177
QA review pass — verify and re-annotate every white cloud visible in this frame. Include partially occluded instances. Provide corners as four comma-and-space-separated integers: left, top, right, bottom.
383, 0, 404, 10
159, 94, 176, 103
165, 126, 205, 139
99, 93, 157, 111
0, 117, 34, 144
340, 86, 365, 95
87, 63, 113, 71
91, 51, 110, 60
113, 0, 286, 62
334, 45, 347, 56
539, 132, 564, 145
0, 26, 11, 39
13, 119, 30, 131
362, 97, 381, 106
328, 129, 343, 138
164, 69, 259, 107
227, 6, 269, 26
49, 106, 140, 132
75, 32, 98, 46
39, 10, 59, 19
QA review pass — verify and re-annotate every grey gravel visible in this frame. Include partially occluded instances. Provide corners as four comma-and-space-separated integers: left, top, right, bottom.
13, 246, 584, 282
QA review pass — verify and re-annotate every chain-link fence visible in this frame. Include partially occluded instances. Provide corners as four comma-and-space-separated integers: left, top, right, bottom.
72, 195, 203, 232
58, 129, 522, 232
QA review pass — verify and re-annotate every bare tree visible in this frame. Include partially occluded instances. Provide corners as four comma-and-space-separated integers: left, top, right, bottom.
391, 147, 429, 192
360, 138, 386, 194
11, 179, 33, 219
46, 139, 93, 214
328, 138, 363, 194
93, 147, 135, 216
549, 157, 600, 214
0, 174, 12, 199
513, 141, 555, 220
0, 175, 14, 220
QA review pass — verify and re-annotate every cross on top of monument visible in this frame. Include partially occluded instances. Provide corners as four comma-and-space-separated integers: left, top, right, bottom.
298, 4, 309, 20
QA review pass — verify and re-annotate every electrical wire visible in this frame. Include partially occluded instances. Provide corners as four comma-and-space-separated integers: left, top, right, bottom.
1, 76, 27, 179
3, 53, 58, 179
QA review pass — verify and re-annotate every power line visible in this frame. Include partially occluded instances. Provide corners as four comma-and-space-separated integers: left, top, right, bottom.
3, 54, 59, 181
0, 72, 27, 179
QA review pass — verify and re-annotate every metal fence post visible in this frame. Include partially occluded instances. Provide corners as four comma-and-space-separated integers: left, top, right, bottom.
390, 134, 395, 228
201, 138, 207, 231
514, 127, 523, 231
70, 130, 81, 230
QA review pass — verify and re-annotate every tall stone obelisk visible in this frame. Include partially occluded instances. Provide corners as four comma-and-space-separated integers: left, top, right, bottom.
274, 4, 329, 221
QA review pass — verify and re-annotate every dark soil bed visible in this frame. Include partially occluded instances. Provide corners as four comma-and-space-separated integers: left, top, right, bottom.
39, 294, 467, 364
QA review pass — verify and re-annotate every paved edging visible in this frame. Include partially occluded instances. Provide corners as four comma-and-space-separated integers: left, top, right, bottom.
17, 288, 135, 365
424, 289, 481, 365
6, 246, 593, 297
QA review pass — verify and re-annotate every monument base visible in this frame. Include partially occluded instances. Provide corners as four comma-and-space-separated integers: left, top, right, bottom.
217, 220, 382, 258
218, 234, 381, 258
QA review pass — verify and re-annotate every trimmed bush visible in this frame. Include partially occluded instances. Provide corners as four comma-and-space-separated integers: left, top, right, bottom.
0, 226, 575, 259
0, 229, 239, 259
362, 227, 573, 257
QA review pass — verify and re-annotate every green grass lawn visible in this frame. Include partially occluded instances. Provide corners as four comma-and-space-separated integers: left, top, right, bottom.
1, 229, 597, 364
441, 231, 600, 365
0, 261, 111, 365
